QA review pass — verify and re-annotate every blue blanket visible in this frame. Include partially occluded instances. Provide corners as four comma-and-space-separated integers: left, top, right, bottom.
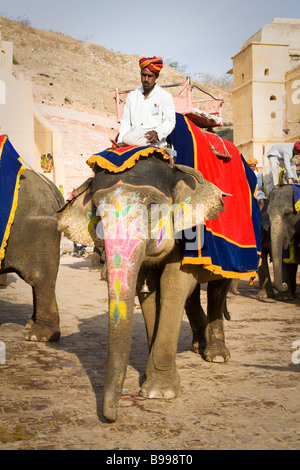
168, 114, 261, 278
0, 136, 26, 267
293, 184, 300, 212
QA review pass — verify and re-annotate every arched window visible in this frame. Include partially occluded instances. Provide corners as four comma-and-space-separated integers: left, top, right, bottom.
270, 95, 277, 101
0, 80, 6, 104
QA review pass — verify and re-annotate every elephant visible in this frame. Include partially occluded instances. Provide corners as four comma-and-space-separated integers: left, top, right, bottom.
0, 169, 64, 341
255, 198, 274, 299
56, 152, 255, 422
267, 184, 300, 299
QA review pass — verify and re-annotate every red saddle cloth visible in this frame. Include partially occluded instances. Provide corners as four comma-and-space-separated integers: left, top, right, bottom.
168, 114, 261, 278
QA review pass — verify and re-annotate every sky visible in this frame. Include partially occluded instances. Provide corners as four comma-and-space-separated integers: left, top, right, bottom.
1, 0, 300, 78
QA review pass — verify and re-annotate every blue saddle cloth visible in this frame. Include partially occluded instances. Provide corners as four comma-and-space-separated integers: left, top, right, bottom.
293, 184, 300, 212
0, 136, 26, 267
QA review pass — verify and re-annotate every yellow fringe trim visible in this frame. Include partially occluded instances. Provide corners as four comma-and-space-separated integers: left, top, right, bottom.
0, 141, 26, 267
181, 256, 259, 279
86, 147, 170, 173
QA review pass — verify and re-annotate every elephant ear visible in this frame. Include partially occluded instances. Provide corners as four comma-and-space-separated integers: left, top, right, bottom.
56, 178, 99, 246
172, 164, 226, 234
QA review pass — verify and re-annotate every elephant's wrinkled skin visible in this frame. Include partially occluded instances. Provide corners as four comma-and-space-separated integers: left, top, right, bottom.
0, 170, 64, 341
267, 184, 300, 299
56, 154, 230, 422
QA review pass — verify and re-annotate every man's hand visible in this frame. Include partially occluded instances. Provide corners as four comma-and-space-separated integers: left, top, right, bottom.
291, 178, 300, 184
115, 142, 128, 148
145, 130, 158, 144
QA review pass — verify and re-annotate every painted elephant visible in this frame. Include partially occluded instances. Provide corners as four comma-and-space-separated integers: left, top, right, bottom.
267, 184, 300, 299
0, 170, 64, 341
56, 153, 236, 422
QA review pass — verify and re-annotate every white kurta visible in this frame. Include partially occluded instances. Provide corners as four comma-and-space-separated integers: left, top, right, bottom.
117, 84, 176, 148
266, 143, 297, 184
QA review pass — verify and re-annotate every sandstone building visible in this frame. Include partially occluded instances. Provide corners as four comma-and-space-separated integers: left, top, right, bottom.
231, 18, 300, 168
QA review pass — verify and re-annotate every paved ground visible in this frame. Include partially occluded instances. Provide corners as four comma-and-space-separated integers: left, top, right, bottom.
0, 254, 299, 451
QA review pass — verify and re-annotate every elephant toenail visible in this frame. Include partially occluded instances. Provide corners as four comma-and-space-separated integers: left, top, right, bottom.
149, 390, 162, 399
164, 390, 176, 399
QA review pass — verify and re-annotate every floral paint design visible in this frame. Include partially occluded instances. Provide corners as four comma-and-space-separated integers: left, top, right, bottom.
99, 191, 147, 325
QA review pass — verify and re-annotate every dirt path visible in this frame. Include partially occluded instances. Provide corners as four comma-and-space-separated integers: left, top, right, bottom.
0, 255, 299, 450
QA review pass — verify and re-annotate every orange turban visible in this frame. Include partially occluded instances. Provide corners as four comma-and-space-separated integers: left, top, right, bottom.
247, 159, 258, 166
139, 56, 163, 75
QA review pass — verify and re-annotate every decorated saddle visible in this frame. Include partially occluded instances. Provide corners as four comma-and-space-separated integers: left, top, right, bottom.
87, 145, 170, 172
0, 136, 26, 267
168, 114, 261, 278
86, 114, 261, 279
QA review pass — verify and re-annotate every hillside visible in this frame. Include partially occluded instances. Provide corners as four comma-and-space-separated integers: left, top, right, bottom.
1, 15, 232, 121
0, 16, 233, 193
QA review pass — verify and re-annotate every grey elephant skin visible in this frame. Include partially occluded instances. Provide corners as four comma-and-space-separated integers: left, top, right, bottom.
56, 154, 231, 422
0, 170, 64, 341
267, 184, 300, 298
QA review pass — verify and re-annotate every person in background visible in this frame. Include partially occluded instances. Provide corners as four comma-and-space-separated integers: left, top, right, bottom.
247, 159, 266, 200
266, 141, 300, 187
116, 56, 176, 148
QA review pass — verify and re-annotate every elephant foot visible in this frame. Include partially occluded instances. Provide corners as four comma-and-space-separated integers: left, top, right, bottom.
231, 279, 239, 295
191, 337, 206, 355
25, 324, 60, 342
275, 292, 294, 301
140, 371, 180, 400
26, 318, 34, 330
204, 344, 230, 363
89, 266, 101, 272
257, 289, 275, 300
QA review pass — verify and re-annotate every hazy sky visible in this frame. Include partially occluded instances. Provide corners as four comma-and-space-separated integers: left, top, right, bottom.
1, 0, 300, 77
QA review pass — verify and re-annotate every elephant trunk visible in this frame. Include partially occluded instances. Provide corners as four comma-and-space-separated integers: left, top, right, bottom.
102, 225, 146, 422
270, 216, 288, 293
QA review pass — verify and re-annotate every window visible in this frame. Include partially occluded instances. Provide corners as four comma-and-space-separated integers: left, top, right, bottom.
264, 69, 269, 76
270, 95, 277, 101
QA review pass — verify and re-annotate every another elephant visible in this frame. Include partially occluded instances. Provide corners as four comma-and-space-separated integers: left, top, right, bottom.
0, 170, 64, 341
256, 199, 274, 299
267, 184, 300, 299
56, 152, 259, 422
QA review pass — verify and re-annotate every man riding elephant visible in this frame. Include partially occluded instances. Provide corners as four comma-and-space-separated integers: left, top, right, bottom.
116, 56, 176, 148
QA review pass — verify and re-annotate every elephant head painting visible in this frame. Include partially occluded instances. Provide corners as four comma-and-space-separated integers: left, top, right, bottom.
56, 137, 260, 422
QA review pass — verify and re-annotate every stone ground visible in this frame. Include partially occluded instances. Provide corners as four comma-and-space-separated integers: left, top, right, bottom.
0, 254, 300, 451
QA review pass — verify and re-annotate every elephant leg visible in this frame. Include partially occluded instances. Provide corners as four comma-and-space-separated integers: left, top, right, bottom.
230, 278, 240, 295
21, 220, 61, 341
275, 263, 295, 300
140, 251, 197, 399
276, 263, 298, 300
185, 284, 207, 355
137, 264, 162, 351
89, 243, 107, 279
204, 278, 231, 363
89, 245, 102, 272
0, 273, 7, 287
257, 252, 274, 299
287, 264, 298, 295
